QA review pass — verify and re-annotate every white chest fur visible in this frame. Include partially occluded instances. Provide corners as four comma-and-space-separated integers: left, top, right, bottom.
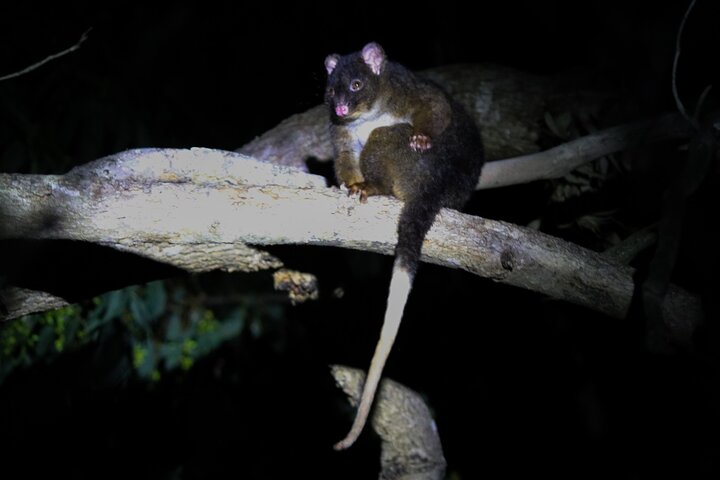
347, 108, 409, 155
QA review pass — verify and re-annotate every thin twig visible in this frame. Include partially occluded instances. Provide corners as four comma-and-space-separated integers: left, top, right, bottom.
672, 0, 698, 128
0, 28, 92, 82
694, 84, 713, 120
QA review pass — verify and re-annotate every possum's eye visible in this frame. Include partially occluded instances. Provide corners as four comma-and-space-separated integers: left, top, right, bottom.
349, 79, 363, 92
326, 87, 335, 97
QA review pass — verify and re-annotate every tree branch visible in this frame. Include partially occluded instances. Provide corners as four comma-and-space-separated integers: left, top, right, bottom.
672, 0, 698, 127
0, 29, 91, 82
0, 287, 69, 318
239, 63, 615, 169
0, 148, 702, 343
477, 112, 694, 189
238, 107, 693, 192
241, 102, 692, 194
331, 365, 446, 480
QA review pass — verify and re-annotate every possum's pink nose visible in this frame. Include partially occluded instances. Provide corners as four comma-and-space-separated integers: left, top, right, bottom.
335, 104, 349, 117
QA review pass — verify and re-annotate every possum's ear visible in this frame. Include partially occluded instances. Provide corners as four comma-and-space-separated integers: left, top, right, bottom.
361, 42, 386, 75
325, 54, 340, 75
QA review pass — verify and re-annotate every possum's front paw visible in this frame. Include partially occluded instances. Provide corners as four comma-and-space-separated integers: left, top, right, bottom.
346, 182, 380, 204
409, 133, 432, 152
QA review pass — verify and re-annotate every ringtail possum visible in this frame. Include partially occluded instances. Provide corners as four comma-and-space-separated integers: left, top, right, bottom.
325, 42, 484, 450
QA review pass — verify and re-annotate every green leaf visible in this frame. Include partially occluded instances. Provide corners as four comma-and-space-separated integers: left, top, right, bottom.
160, 342, 182, 371
101, 290, 129, 323
144, 281, 167, 321
133, 340, 157, 379
35, 325, 55, 357
165, 313, 184, 341
129, 291, 151, 331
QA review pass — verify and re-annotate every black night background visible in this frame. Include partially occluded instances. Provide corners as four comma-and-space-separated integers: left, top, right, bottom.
1, 1, 719, 478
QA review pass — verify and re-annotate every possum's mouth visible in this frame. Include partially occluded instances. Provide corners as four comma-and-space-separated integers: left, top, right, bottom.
332, 107, 363, 123
330, 95, 378, 125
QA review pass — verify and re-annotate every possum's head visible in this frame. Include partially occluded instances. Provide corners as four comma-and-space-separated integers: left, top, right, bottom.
324, 42, 387, 123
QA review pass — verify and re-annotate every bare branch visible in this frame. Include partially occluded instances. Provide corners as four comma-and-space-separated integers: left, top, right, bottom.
604, 226, 657, 265
238, 105, 333, 169
477, 113, 694, 189
672, 0, 698, 127
0, 287, 69, 318
331, 365, 446, 480
0, 148, 702, 343
241, 107, 694, 192
250, 101, 692, 193
0, 29, 91, 82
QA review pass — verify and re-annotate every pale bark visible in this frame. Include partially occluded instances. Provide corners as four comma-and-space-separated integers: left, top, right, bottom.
331, 365, 446, 480
0, 148, 701, 345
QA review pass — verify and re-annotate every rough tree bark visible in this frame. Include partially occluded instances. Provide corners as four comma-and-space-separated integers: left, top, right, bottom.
331, 365, 447, 480
0, 148, 701, 336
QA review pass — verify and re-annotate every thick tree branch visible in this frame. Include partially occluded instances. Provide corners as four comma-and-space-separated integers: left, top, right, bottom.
0, 148, 702, 344
331, 365, 446, 480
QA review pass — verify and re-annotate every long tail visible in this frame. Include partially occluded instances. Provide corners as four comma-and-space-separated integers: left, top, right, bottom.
334, 192, 443, 450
